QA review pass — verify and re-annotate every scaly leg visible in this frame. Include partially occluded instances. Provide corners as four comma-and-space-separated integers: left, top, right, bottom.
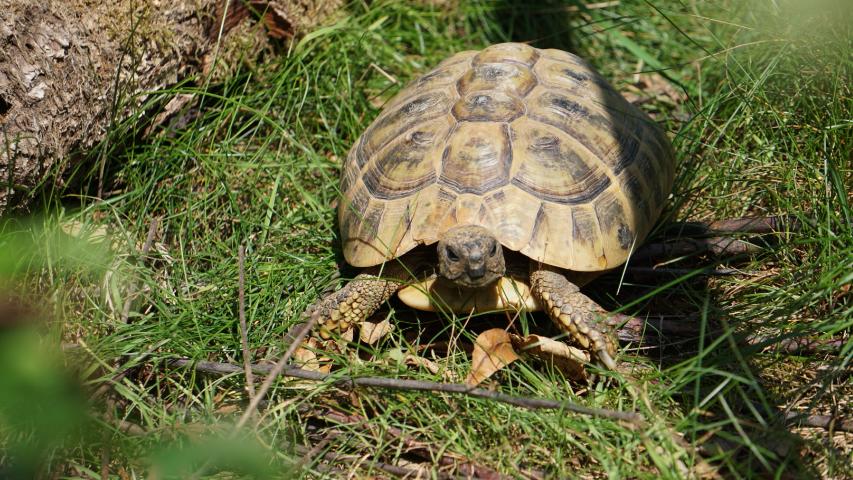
305, 263, 409, 339
529, 264, 618, 370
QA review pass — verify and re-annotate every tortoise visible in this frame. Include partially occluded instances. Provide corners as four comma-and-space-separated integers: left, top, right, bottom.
306, 43, 675, 369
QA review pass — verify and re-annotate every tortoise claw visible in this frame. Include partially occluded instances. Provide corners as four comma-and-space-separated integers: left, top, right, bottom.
596, 348, 617, 371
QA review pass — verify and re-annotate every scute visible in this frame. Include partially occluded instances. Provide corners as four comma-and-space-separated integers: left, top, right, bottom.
509, 118, 611, 205
457, 62, 537, 97
341, 43, 675, 271
362, 117, 450, 200
439, 122, 511, 195
452, 91, 525, 122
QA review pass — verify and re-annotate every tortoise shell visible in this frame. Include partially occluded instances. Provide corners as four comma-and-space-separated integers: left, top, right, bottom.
340, 43, 675, 272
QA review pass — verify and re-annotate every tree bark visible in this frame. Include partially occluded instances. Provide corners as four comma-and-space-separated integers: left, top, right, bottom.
0, 0, 341, 213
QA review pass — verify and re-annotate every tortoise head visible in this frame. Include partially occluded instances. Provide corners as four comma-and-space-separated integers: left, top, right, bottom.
437, 225, 505, 289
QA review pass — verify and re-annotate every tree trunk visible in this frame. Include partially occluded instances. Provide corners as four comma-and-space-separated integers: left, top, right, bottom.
0, 0, 341, 213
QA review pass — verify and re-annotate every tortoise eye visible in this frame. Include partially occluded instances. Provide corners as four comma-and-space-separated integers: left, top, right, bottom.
446, 247, 460, 262
489, 242, 498, 256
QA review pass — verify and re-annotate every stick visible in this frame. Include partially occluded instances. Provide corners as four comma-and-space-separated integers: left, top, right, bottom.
237, 245, 256, 402
168, 358, 644, 424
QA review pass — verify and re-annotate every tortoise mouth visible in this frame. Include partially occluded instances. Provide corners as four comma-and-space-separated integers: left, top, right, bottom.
442, 270, 503, 289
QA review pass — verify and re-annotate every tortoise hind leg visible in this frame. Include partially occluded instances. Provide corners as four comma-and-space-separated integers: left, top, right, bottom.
305, 264, 408, 339
529, 264, 618, 370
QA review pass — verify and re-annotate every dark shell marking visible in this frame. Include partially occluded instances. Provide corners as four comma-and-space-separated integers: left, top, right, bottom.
340, 43, 675, 270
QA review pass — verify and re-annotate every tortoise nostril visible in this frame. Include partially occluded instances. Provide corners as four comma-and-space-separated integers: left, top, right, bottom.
468, 265, 486, 278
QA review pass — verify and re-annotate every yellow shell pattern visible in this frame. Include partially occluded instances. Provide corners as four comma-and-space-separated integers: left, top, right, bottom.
340, 43, 675, 272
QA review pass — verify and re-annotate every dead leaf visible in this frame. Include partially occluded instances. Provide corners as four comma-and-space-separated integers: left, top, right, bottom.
511, 334, 589, 382
339, 324, 354, 343
359, 318, 394, 344
465, 329, 519, 386
293, 337, 332, 373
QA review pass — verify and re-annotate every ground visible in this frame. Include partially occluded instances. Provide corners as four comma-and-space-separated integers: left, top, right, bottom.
0, 0, 851, 478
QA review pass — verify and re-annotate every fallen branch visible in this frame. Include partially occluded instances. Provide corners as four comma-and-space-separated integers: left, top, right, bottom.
167, 358, 644, 424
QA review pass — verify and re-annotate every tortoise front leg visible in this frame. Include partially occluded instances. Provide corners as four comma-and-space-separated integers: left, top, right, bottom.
306, 264, 408, 339
529, 264, 618, 370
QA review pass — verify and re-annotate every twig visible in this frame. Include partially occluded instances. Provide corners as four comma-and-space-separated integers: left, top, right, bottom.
168, 358, 644, 424
121, 218, 159, 323
232, 316, 318, 431
238, 245, 256, 402
785, 412, 853, 432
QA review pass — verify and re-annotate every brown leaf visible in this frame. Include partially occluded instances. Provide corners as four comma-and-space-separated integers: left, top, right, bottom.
511, 334, 589, 382
359, 318, 394, 344
293, 337, 331, 373
339, 325, 354, 342
465, 329, 519, 386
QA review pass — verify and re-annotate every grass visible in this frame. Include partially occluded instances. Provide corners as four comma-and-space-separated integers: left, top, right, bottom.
1, 0, 851, 477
